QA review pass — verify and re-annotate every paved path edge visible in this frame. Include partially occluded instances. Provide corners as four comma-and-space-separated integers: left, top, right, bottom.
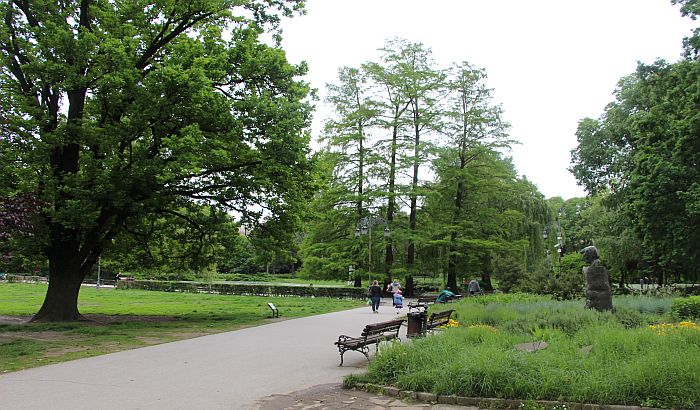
352, 382, 665, 410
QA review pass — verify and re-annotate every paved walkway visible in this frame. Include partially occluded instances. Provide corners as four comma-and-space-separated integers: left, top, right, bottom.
0, 301, 456, 410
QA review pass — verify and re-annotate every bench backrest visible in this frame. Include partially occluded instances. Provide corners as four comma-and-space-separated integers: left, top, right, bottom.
428, 309, 454, 327
361, 319, 404, 340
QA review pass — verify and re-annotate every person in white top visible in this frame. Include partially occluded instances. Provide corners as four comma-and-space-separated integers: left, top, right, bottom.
386, 280, 401, 294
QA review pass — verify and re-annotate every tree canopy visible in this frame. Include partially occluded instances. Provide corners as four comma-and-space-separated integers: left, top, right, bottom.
570, 2, 700, 284
0, 0, 313, 321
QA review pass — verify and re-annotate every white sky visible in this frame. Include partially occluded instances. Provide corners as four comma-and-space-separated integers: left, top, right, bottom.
279, 0, 695, 200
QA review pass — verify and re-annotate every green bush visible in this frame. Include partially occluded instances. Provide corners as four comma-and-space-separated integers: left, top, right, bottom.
672, 296, 700, 320
519, 254, 586, 300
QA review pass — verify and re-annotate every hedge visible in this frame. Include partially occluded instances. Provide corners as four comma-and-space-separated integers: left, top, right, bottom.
116, 280, 366, 299
672, 296, 700, 320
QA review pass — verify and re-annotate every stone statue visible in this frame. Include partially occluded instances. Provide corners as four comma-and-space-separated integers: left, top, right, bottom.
581, 246, 613, 311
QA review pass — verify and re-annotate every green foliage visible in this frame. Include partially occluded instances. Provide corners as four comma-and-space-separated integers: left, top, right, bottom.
519, 252, 585, 300
492, 255, 525, 292
0, 0, 313, 320
450, 294, 673, 334
302, 39, 545, 292
570, 55, 700, 283
672, 296, 700, 320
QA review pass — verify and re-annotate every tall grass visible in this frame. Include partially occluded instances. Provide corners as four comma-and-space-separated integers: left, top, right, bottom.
356, 294, 698, 408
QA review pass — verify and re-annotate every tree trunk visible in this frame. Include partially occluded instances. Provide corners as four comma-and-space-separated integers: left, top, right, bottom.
407, 104, 420, 277
31, 260, 84, 322
480, 272, 493, 292
447, 244, 458, 292
33, 82, 92, 322
447, 170, 465, 292
481, 254, 494, 291
385, 120, 398, 283
405, 275, 414, 297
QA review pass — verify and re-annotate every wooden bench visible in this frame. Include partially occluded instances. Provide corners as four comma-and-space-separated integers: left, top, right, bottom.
418, 294, 440, 303
267, 302, 279, 318
334, 318, 404, 366
426, 309, 455, 332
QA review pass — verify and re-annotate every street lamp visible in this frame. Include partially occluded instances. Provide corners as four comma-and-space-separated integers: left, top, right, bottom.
354, 216, 390, 283
542, 210, 564, 276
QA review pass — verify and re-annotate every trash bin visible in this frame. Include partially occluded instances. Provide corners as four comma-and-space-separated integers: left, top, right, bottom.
407, 311, 427, 338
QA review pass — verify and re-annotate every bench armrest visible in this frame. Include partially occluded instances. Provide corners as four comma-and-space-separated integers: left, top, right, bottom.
336, 335, 353, 344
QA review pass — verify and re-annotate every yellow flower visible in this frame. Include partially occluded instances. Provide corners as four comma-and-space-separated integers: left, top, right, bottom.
467, 324, 498, 333
648, 321, 699, 335
439, 319, 460, 328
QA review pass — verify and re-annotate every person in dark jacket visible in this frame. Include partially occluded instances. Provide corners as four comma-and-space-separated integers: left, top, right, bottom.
368, 280, 383, 313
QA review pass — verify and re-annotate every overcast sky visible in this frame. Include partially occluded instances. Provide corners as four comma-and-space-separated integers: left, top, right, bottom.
279, 0, 695, 199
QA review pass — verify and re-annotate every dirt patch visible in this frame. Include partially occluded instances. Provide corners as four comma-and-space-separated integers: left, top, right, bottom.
44, 346, 89, 358
135, 336, 168, 345
0, 315, 31, 325
0, 314, 178, 326
253, 383, 470, 410
0, 330, 67, 342
163, 331, 209, 339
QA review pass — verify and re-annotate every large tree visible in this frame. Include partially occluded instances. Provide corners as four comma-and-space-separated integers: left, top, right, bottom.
363, 53, 411, 285
439, 62, 511, 290
384, 39, 443, 295
0, 0, 313, 321
570, 57, 700, 283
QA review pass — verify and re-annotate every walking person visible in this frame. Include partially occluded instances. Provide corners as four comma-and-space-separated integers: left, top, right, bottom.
392, 290, 404, 314
386, 279, 401, 294
368, 280, 383, 314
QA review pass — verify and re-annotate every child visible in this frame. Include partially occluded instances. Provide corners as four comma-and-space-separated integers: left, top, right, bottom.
392, 290, 404, 314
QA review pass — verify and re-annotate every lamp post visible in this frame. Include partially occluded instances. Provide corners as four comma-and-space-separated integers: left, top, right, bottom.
354, 216, 390, 284
542, 209, 564, 277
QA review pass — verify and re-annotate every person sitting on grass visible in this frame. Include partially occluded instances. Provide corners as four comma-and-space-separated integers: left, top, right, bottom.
436, 289, 455, 303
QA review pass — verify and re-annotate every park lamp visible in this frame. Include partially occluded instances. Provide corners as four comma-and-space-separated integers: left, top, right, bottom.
542, 228, 548, 240
360, 224, 369, 235
383, 226, 390, 238
354, 227, 361, 238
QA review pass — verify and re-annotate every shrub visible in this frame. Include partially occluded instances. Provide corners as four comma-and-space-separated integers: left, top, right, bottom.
672, 296, 700, 320
519, 254, 585, 300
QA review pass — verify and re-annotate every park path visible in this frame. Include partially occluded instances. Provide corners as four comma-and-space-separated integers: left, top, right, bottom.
0, 302, 409, 410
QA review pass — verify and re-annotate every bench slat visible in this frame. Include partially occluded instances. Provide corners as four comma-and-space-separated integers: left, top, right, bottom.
335, 319, 404, 366
426, 309, 455, 331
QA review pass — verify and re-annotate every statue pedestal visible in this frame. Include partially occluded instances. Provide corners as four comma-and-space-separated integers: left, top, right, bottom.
584, 260, 613, 311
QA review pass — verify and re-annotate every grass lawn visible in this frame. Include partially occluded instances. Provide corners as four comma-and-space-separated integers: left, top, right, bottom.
0, 283, 363, 374
350, 294, 700, 409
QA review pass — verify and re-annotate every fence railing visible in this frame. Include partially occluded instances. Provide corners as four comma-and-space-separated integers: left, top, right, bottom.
117, 280, 366, 299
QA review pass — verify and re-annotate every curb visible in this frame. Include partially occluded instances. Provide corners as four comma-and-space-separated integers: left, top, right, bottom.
349, 382, 663, 410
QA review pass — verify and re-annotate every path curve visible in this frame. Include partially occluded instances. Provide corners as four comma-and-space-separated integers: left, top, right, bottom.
0, 302, 408, 409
